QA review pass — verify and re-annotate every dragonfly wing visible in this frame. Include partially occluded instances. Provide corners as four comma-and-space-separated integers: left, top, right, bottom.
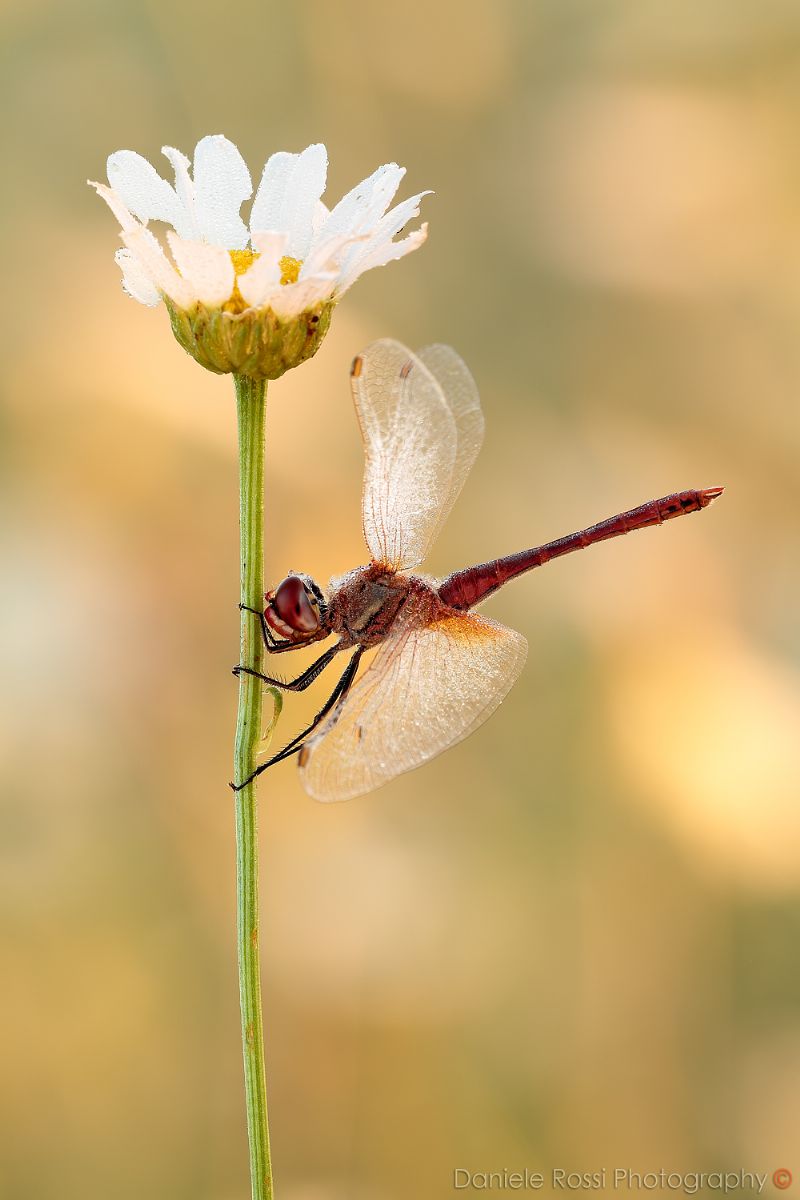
352, 339, 458, 569
299, 611, 528, 802
416, 344, 484, 546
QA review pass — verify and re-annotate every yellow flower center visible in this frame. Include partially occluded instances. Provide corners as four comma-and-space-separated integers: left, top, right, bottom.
229, 248, 258, 276
222, 250, 303, 313
279, 255, 301, 285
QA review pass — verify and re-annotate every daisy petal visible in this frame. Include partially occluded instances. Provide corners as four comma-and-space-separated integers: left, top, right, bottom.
238, 232, 288, 308
107, 150, 184, 229
192, 134, 252, 249
267, 273, 337, 320
250, 151, 294, 233
317, 163, 406, 243
336, 223, 428, 294
282, 144, 328, 259
372, 190, 432, 242
161, 146, 198, 240
250, 144, 328, 259
90, 181, 140, 233
335, 189, 430, 282
114, 248, 161, 306
311, 199, 330, 239
250, 230, 290, 260
94, 140, 431, 329
166, 232, 235, 307
121, 225, 195, 309
299, 232, 368, 278
354, 164, 409, 228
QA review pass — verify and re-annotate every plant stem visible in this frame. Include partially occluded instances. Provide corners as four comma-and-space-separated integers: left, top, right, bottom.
233, 373, 274, 1200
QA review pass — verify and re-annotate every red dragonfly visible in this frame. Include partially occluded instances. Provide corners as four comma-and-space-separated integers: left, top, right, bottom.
234, 339, 722, 801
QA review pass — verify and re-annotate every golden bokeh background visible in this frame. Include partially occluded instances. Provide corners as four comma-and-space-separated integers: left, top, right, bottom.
2, 2, 799, 1197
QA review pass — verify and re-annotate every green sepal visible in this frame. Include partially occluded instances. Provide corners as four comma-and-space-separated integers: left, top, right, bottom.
165, 297, 334, 381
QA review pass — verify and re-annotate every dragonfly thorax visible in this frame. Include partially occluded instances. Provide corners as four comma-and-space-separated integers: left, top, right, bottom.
328, 562, 442, 648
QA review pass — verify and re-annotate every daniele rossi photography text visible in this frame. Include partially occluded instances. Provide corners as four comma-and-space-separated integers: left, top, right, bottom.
452, 1168, 782, 1194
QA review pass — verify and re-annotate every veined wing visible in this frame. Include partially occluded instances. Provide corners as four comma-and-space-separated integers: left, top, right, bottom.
351, 339, 482, 571
299, 611, 527, 802
416, 343, 484, 549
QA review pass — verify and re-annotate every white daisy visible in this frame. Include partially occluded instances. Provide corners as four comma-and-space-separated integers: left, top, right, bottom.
90, 135, 430, 320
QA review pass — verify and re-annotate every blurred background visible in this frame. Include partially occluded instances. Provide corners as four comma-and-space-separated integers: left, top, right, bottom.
1, 1, 799, 1197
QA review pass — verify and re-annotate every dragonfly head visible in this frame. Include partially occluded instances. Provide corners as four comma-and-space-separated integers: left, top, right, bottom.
264, 573, 328, 643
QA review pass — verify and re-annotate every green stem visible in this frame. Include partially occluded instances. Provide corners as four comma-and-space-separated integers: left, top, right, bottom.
233, 373, 274, 1200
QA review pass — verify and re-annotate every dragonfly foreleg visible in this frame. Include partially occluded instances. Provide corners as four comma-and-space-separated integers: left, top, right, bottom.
232, 643, 342, 692
230, 647, 363, 792
239, 604, 330, 655
238, 603, 286, 652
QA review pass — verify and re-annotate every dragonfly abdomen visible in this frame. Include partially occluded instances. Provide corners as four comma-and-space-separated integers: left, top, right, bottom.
439, 488, 723, 611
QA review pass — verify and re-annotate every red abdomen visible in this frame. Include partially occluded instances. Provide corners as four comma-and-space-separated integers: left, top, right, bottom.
439, 487, 723, 611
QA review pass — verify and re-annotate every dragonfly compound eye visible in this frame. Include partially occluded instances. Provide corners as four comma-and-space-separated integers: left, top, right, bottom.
273, 575, 321, 633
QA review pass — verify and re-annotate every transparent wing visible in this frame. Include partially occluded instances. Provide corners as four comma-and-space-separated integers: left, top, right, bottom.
416, 343, 484, 549
299, 611, 528, 802
352, 339, 482, 570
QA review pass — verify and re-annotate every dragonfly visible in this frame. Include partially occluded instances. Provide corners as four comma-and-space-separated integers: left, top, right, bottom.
233, 339, 722, 802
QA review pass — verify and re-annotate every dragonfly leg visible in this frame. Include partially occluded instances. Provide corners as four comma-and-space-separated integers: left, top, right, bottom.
238, 603, 285, 652
230, 647, 363, 791
239, 604, 328, 655
232, 643, 342, 692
